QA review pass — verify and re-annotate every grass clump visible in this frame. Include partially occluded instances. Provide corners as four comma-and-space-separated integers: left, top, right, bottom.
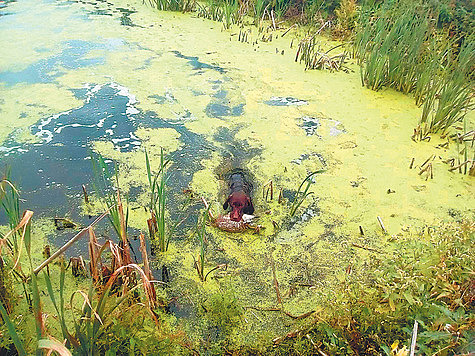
418, 39, 474, 137
197, 0, 241, 29
0, 173, 185, 354
267, 220, 475, 355
145, 148, 170, 253
355, 3, 430, 92
146, 0, 195, 12
90, 152, 129, 243
355, 0, 474, 137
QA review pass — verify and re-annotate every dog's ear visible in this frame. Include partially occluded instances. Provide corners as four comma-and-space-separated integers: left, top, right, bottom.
223, 197, 230, 210
243, 197, 254, 215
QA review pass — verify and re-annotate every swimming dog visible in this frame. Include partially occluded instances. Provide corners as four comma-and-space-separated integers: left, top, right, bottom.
223, 170, 254, 222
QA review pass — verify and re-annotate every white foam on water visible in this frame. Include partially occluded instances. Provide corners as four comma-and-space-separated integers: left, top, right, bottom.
35, 110, 72, 143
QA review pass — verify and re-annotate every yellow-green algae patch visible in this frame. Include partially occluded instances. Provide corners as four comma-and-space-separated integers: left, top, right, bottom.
0, 83, 81, 144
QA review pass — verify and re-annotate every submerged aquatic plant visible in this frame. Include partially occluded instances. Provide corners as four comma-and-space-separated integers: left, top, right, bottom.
289, 170, 325, 217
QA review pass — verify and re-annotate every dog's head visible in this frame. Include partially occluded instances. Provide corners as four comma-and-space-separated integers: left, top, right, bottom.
223, 191, 254, 222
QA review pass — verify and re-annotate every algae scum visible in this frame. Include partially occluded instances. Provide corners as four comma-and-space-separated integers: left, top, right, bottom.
1, 0, 473, 350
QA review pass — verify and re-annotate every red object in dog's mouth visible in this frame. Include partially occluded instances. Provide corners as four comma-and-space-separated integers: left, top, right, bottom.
229, 209, 243, 222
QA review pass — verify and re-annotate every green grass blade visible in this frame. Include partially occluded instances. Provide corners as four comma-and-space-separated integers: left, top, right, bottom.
0, 301, 27, 356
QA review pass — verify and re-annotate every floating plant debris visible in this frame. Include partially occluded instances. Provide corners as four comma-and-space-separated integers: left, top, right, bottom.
291, 152, 326, 166
264, 96, 308, 106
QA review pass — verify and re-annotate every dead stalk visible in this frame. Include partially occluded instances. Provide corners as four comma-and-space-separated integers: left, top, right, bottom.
34, 210, 109, 275
82, 184, 89, 204
377, 216, 387, 234
269, 249, 282, 306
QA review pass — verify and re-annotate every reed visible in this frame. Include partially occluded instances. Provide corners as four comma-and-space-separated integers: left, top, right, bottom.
273, 0, 289, 20
0, 174, 164, 354
356, 1, 473, 137
194, 210, 207, 282
222, 0, 239, 29
39, 225, 160, 354
357, 5, 430, 91
295, 25, 348, 71
90, 152, 129, 243
197, 0, 240, 29
147, 0, 195, 12
197, 0, 222, 22
420, 40, 474, 136
145, 148, 169, 253
254, 0, 268, 25
0, 301, 26, 355
0, 173, 21, 253
289, 170, 325, 217
334, 0, 357, 38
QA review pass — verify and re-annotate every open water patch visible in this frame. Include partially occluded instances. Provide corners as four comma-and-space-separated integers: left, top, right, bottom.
328, 119, 346, 136
172, 50, 226, 74
296, 116, 346, 137
68, 0, 141, 26
204, 80, 245, 119
298, 116, 321, 136
0, 39, 126, 86
0, 82, 143, 212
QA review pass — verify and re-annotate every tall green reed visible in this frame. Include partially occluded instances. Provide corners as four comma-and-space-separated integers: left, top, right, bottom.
194, 210, 207, 282
146, 0, 195, 12
0, 175, 32, 308
197, 0, 240, 29
273, 0, 289, 20
355, 0, 474, 137
0, 172, 21, 253
254, 0, 269, 25
145, 148, 170, 253
90, 152, 129, 242
289, 170, 325, 217
420, 40, 474, 136
222, 0, 239, 29
355, 5, 429, 91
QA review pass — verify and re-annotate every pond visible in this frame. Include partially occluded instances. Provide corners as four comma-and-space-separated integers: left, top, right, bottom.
0, 0, 473, 349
